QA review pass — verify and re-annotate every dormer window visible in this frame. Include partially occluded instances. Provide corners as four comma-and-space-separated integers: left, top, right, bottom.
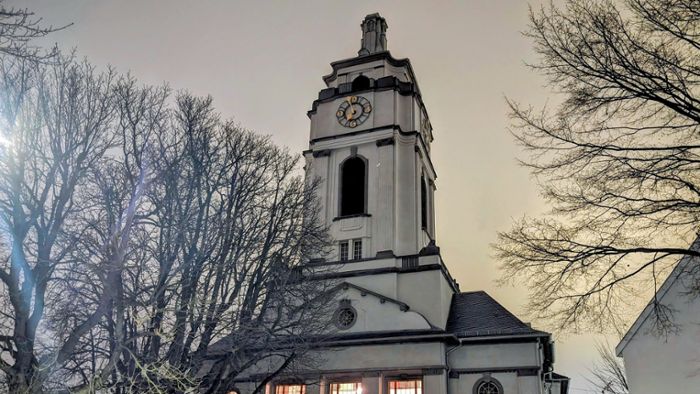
340, 156, 367, 216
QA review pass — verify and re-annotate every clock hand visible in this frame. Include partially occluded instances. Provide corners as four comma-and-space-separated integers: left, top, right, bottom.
346, 97, 355, 120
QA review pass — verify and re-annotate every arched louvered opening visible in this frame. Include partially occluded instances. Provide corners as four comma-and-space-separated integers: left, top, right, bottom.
351, 75, 370, 91
340, 156, 366, 216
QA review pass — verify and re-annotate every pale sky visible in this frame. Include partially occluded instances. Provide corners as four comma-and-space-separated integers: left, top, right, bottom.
17, 0, 615, 392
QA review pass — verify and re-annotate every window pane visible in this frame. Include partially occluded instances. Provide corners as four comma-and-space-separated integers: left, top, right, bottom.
388, 379, 422, 394
330, 382, 362, 394
477, 381, 500, 394
275, 385, 305, 394
340, 241, 349, 261
353, 239, 362, 260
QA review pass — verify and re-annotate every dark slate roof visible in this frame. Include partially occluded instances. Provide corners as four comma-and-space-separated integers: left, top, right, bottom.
446, 291, 549, 338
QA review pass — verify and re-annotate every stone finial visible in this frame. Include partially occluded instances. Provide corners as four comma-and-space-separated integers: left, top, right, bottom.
358, 13, 388, 56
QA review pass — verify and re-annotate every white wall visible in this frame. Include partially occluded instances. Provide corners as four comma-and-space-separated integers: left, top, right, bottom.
233, 340, 549, 394
397, 267, 453, 329
449, 342, 542, 370
621, 274, 700, 394
329, 284, 431, 333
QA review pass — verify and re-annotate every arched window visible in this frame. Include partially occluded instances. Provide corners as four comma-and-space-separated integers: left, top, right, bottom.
340, 156, 366, 216
421, 175, 428, 229
351, 75, 370, 91
472, 377, 503, 394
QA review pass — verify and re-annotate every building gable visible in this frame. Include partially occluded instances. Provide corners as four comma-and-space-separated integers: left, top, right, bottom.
328, 282, 433, 334
616, 241, 700, 356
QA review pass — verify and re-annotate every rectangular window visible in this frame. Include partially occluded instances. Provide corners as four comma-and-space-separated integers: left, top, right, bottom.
388, 379, 422, 394
352, 239, 362, 260
329, 382, 362, 394
275, 384, 306, 394
339, 241, 349, 261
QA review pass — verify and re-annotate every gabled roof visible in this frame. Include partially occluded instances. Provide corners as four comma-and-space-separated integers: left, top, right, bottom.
616, 239, 700, 356
446, 291, 548, 338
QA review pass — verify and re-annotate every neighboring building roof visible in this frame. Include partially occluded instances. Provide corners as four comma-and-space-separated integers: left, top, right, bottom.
546, 372, 570, 394
446, 291, 548, 338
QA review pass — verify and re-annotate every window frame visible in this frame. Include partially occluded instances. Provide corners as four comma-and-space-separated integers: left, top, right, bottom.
333, 304, 357, 330
339, 239, 363, 262
339, 241, 350, 261
273, 383, 306, 394
385, 376, 424, 394
328, 380, 363, 394
352, 238, 362, 260
472, 376, 503, 394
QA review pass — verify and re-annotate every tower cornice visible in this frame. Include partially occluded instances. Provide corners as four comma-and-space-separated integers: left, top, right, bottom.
322, 51, 423, 97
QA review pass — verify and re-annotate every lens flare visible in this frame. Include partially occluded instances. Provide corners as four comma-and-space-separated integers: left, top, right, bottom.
0, 134, 11, 147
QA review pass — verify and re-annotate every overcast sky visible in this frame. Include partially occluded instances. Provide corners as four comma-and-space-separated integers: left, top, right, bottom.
15, 0, 618, 391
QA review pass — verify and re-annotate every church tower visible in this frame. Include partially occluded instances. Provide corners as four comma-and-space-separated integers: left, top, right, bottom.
305, 13, 437, 262
232, 14, 568, 394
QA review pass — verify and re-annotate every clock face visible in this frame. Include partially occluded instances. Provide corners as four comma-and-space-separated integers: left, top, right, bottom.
336, 95, 372, 128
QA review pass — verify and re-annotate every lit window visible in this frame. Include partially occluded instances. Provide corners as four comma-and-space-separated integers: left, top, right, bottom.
340, 241, 349, 261
329, 382, 362, 394
388, 379, 422, 394
275, 384, 306, 394
353, 239, 362, 260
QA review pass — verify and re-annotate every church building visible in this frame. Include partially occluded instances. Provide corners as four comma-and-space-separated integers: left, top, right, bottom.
616, 239, 700, 394
233, 14, 569, 394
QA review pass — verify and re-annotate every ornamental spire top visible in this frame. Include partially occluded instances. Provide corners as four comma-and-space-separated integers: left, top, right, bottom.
358, 13, 388, 56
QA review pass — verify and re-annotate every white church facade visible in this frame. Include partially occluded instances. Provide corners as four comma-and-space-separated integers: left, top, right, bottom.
230, 14, 569, 394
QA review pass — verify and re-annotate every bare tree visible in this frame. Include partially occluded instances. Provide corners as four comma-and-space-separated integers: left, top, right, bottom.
0, 0, 69, 61
495, 0, 700, 334
0, 53, 129, 392
0, 3, 333, 391
587, 341, 629, 394
4, 69, 334, 394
